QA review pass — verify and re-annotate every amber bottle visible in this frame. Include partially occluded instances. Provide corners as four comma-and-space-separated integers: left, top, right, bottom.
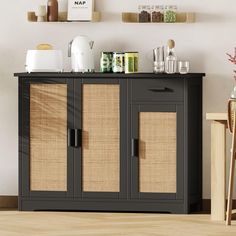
47, 0, 58, 21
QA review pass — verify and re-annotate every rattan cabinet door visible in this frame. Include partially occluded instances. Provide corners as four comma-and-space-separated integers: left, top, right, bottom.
131, 104, 184, 200
74, 79, 128, 199
20, 79, 74, 198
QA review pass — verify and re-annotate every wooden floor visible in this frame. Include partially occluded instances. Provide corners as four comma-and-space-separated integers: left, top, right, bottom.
0, 211, 236, 236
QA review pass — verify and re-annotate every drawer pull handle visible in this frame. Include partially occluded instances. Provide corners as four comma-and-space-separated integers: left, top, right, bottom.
148, 87, 173, 93
131, 139, 139, 157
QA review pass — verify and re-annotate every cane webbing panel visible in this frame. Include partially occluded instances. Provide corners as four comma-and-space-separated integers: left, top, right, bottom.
30, 84, 67, 191
139, 112, 176, 193
82, 84, 120, 192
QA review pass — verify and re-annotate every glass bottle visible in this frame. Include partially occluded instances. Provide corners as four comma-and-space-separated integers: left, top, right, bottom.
47, 0, 58, 22
165, 39, 177, 74
231, 86, 236, 98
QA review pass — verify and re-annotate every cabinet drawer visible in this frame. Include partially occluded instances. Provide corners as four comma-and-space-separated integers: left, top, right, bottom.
131, 79, 184, 102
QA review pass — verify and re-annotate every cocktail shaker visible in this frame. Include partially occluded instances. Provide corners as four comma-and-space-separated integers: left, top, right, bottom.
153, 46, 165, 73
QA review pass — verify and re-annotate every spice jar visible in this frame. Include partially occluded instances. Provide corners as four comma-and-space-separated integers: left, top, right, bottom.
47, 0, 58, 22
164, 5, 177, 23
139, 5, 151, 23
152, 5, 164, 23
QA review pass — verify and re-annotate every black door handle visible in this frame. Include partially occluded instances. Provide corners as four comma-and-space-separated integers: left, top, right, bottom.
131, 139, 139, 157
148, 87, 173, 92
75, 129, 82, 148
68, 129, 82, 148
68, 129, 75, 147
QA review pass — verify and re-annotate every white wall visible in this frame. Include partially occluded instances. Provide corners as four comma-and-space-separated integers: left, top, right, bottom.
0, 0, 236, 198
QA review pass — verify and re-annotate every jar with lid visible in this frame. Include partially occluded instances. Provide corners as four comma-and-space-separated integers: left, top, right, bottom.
100, 52, 113, 73
47, 0, 58, 22
152, 5, 164, 22
138, 5, 151, 22
164, 5, 177, 23
112, 53, 125, 73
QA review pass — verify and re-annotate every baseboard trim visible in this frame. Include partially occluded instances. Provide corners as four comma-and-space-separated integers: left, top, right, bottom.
0, 197, 235, 212
0, 196, 18, 208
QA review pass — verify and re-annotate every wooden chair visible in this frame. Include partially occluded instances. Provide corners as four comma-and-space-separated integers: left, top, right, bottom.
226, 99, 236, 225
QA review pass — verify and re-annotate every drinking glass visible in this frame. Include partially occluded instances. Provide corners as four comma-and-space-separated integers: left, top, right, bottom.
178, 61, 190, 74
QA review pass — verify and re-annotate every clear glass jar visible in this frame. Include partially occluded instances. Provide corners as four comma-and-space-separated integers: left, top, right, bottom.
165, 40, 177, 74
151, 5, 164, 22
231, 86, 236, 98
164, 5, 177, 23
139, 5, 151, 22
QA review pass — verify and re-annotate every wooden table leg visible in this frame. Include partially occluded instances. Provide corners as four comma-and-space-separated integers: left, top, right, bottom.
211, 121, 226, 221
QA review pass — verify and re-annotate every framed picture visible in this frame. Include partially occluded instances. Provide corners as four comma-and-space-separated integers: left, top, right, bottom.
67, 0, 94, 21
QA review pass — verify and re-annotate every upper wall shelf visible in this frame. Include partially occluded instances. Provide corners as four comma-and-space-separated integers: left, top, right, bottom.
27, 11, 101, 23
122, 12, 196, 23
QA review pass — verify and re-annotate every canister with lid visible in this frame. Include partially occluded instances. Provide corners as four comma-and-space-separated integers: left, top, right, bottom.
164, 5, 177, 23
112, 52, 125, 73
124, 52, 139, 74
100, 52, 113, 73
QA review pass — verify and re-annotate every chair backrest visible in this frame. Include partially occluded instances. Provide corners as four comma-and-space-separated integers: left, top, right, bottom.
228, 99, 236, 133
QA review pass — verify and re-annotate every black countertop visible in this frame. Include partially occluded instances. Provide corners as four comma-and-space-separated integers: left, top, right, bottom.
14, 72, 205, 79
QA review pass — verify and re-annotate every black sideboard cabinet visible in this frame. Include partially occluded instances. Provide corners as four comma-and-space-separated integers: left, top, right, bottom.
15, 72, 205, 213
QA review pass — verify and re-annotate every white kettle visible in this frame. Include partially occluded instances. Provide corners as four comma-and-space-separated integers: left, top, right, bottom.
68, 35, 94, 72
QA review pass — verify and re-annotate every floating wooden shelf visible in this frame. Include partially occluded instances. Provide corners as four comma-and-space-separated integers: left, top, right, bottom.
27, 11, 101, 23
122, 12, 195, 23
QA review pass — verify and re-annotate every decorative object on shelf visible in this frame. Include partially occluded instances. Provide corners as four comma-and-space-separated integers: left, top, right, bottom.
178, 61, 190, 74
28, 12, 37, 22
112, 52, 125, 73
124, 52, 139, 74
36, 5, 47, 22
165, 39, 177, 74
100, 52, 113, 73
47, 0, 59, 21
164, 5, 177, 23
58, 12, 68, 21
151, 5, 164, 23
138, 5, 151, 22
153, 47, 165, 73
227, 48, 236, 98
122, 12, 195, 23
68, 0, 94, 21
